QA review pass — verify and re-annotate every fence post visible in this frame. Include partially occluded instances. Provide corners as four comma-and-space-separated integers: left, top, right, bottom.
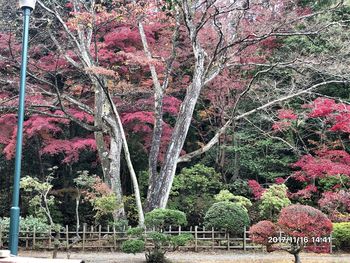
0, 225, 3, 248
33, 226, 36, 249
82, 224, 86, 251
243, 226, 246, 251
194, 226, 198, 252
227, 231, 230, 251
65, 225, 69, 250
25, 227, 28, 249
98, 225, 102, 248
48, 228, 52, 249
113, 225, 116, 251
178, 225, 181, 235
211, 227, 215, 251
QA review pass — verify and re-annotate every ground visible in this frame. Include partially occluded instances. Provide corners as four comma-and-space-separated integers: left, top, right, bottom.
19, 251, 350, 263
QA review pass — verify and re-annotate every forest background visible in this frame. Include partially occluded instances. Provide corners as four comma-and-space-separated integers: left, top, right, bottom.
0, 0, 349, 235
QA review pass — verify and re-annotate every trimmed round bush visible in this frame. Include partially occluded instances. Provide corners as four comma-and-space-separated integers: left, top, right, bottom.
333, 222, 350, 250
204, 201, 250, 234
121, 239, 145, 254
145, 208, 187, 229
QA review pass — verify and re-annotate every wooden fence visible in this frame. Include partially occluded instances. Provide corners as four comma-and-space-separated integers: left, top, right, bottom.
0, 225, 333, 253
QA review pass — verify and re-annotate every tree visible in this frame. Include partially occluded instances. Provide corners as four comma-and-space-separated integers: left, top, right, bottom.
204, 201, 250, 234
122, 209, 192, 263
1, 0, 349, 222
168, 164, 222, 225
250, 205, 333, 263
259, 184, 291, 221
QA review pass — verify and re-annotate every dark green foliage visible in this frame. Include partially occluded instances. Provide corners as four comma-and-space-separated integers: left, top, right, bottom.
112, 219, 129, 231
126, 227, 144, 238
228, 179, 251, 197
121, 239, 145, 254
319, 176, 350, 191
204, 201, 250, 234
123, 209, 191, 263
170, 233, 193, 248
169, 164, 222, 225
332, 222, 350, 251
145, 250, 167, 263
0, 216, 53, 232
145, 208, 187, 229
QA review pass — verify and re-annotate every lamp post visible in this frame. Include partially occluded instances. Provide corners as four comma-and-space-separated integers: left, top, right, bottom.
9, 0, 36, 256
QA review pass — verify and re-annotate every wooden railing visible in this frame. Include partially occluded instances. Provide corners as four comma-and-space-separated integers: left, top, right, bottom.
0, 225, 333, 253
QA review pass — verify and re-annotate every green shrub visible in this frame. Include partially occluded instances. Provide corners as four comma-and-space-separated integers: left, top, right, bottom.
214, 190, 252, 212
145, 209, 187, 229
123, 209, 191, 263
204, 201, 250, 234
0, 216, 53, 233
145, 250, 167, 263
121, 239, 145, 254
170, 233, 193, 248
127, 227, 144, 238
332, 222, 350, 250
169, 164, 222, 225
214, 190, 234, 202
259, 184, 291, 221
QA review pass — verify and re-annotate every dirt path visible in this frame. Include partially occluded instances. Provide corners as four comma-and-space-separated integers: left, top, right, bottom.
19, 251, 350, 263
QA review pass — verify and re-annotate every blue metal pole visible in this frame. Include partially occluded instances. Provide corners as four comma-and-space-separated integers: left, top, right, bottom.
9, 6, 32, 256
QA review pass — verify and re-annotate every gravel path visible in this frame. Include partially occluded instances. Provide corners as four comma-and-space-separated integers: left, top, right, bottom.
19, 251, 350, 263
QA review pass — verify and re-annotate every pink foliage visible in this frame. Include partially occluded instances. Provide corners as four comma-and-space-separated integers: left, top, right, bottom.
277, 109, 298, 120
292, 150, 350, 185
278, 205, 333, 238
250, 220, 278, 246
248, 180, 265, 200
274, 177, 285, 184
272, 121, 292, 131
318, 190, 350, 222
41, 137, 97, 163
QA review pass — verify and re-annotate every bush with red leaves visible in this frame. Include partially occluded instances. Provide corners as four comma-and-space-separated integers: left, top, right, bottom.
250, 205, 333, 263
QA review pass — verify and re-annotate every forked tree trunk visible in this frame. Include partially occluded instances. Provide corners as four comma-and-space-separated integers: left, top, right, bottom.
94, 82, 125, 219
146, 46, 206, 210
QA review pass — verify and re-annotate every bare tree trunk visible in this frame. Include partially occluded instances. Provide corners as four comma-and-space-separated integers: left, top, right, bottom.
109, 135, 126, 220
94, 81, 125, 219
233, 134, 240, 181
293, 253, 301, 263
146, 46, 206, 210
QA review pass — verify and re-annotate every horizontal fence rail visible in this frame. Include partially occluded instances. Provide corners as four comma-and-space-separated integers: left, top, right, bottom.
0, 225, 333, 253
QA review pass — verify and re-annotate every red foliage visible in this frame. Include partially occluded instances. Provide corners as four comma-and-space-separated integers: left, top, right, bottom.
318, 190, 350, 222
274, 177, 285, 184
277, 109, 298, 120
250, 220, 278, 247
278, 205, 333, 238
41, 137, 97, 163
306, 98, 350, 133
292, 150, 350, 180
248, 180, 265, 200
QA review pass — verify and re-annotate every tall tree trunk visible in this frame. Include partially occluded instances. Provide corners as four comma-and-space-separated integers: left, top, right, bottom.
232, 134, 240, 181
109, 135, 125, 220
94, 81, 125, 219
94, 82, 111, 183
293, 253, 301, 263
146, 47, 206, 210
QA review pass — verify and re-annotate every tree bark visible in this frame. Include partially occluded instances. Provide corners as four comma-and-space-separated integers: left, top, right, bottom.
94, 80, 125, 219
109, 135, 125, 220
293, 253, 301, 263
146, 45, 206, 210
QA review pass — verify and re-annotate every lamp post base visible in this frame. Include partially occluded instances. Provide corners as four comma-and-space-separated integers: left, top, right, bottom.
9, 207, 20, 256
